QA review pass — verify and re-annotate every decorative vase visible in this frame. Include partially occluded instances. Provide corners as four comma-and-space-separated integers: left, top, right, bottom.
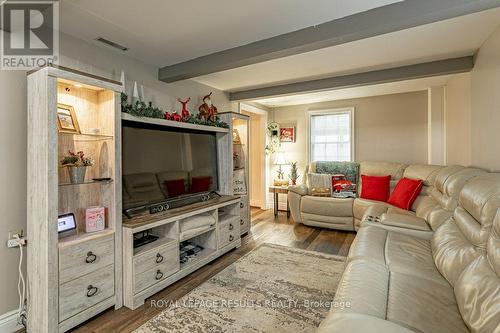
67, 166, 87, 184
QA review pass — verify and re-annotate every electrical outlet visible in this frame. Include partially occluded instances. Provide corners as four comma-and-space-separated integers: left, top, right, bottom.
7, 236, 27, 248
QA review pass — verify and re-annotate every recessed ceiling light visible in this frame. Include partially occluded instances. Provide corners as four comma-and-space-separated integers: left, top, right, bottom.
74, 84, 83, 88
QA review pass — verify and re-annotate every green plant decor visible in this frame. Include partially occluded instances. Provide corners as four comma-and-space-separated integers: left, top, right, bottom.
289, 162, 300, 185
61, 150, 93, 167
120, 92, 229, 129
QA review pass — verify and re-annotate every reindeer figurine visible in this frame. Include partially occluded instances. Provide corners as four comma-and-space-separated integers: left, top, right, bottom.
177, 97, 191, 120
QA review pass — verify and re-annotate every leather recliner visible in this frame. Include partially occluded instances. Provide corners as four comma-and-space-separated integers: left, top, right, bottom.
317, 174, 500, 333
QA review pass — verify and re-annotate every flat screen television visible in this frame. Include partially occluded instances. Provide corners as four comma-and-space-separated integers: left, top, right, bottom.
122, 121, 219, 210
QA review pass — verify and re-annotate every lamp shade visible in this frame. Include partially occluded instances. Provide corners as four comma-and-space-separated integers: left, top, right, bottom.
274, 152, 288, 165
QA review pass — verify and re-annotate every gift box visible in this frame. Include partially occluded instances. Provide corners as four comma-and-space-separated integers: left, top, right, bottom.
85, 206, 106, 233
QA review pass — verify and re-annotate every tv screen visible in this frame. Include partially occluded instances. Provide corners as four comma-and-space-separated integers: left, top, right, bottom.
122, 121, 219, 209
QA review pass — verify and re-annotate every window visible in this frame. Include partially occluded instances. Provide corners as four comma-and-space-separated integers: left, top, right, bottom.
309, 108, 354, 162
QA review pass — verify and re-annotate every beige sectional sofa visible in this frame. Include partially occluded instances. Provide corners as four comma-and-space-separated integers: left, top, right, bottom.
288, 161, 485, 232
317, 173, 500, 333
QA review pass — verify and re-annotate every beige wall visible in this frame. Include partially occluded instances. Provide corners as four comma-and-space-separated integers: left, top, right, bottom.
470, 25, 500, 171
271, 91, 428, 180
0, 71, 28, 318
0, 33, 231, 316
242, 111, 265, 208
446, 73, 472, 166
428, 87, 446, 165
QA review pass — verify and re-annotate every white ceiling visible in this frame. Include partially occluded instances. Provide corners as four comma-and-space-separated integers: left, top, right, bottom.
254, 75, 454, 108
195, 8, 500, 91
59, 1, 500, 108
59, 0, 401, 67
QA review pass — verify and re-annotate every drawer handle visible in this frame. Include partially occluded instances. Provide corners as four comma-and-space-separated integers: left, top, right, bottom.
155, 270, 164, 280
229, 235, 234, 242
240, 202, 244, 208
156, 253, 164, 263
229, 223, 234, 231
86, 285, 98, 297
240, 219, 244, 225
85, 251, 97, 264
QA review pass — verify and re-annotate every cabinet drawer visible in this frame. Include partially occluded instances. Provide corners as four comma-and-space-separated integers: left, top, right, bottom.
134, 259, 179, 293
59, 234, 114, 284
134, 241, 178, 275
218, 219, 240, 248
239, 196, 249, 213
59, 264, 114, 322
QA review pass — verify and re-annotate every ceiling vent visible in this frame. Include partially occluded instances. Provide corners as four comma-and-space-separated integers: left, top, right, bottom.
94, 37, 129, 51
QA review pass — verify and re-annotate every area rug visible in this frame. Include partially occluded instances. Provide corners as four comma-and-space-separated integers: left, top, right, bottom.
135, 243, 346, 333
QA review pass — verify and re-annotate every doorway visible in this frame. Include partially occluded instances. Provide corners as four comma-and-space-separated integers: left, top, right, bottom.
241, 104, 268, 210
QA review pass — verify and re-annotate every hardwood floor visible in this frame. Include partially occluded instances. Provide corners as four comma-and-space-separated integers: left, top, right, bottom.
71, 208, 355, 332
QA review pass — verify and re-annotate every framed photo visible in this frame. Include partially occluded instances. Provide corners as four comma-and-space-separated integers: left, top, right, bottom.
57, 103, 81, 134
280, 126, 295, 142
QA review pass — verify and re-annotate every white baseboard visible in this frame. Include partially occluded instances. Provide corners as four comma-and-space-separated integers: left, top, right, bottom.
0, 310, 22, 333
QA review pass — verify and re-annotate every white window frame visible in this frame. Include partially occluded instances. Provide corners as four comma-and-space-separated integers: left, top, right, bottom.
307, 107, 355, 163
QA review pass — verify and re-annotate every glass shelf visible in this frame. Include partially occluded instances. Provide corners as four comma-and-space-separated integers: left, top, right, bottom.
59, 132, 114, 142
59, 179, 113, 187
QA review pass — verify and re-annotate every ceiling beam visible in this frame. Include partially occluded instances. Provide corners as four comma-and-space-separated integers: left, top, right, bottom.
229, 56, 473, 101
158, 0, 498, 83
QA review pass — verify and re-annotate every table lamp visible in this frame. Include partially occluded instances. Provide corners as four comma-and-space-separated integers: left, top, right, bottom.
274, 152, 288, 180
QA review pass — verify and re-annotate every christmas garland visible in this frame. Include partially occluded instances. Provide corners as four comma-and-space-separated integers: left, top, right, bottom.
120, 92, 229, 129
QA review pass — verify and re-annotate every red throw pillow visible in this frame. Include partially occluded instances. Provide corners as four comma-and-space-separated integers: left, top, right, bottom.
360, 175, 391, 202
191, 176, 212, 193
164, 179, 186, 197
388, 177, 423, 210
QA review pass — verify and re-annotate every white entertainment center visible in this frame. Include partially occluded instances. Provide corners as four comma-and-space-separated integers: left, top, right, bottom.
27, 65, 249, 332
122, 196, 241, 309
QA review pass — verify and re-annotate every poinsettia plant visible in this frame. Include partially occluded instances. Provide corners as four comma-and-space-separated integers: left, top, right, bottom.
61, 150, 93, 167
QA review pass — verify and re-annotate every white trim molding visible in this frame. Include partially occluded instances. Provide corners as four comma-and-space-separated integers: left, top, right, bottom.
307, 107, 355, 163
0, 310, 23, 333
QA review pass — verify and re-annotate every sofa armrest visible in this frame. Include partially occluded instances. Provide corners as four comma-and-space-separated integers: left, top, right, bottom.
381, 213, 430, 231
317, 313, 414, 333
288, 184, 308, 196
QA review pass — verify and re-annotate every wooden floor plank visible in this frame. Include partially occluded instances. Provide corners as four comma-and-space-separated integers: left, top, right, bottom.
70, 207, 355, 332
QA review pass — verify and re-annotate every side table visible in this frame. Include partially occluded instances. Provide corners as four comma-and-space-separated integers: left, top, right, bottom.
269, 185, 290, 217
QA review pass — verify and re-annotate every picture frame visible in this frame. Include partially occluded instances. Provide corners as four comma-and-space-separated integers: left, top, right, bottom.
280, 126, 296, 142
57, 103, 81, 134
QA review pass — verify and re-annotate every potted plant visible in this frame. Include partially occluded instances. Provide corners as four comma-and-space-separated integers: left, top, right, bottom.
289, 162, 300, 185
61, 150, 94, 184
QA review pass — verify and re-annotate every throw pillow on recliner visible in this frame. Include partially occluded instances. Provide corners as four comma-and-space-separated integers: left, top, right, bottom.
307, 173, 332, 196
387, 177, 423, 210
360, 175, 391, 202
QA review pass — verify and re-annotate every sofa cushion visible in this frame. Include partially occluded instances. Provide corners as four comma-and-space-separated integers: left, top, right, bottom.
387, 271, 468, 333
432, 174, 500, 286
358, 161, 407, 194
317, 313, 415, 333
454, 211, 500, 333
307, 172, 332, 195
333, 259, 389, 319
349, 225, 443, 283
403, 164, 442, 186
388, 177, 423, 210
427, 166, 486, 230
342, 229, 468, 333
360, 175, 391, 202
455, 256, 500, 333
301, 196, 353, 217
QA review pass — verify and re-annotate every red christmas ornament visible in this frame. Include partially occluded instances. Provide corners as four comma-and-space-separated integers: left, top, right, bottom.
177, 97, 191, 120
172, 112, 182, 122
164, 111, 171, 120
